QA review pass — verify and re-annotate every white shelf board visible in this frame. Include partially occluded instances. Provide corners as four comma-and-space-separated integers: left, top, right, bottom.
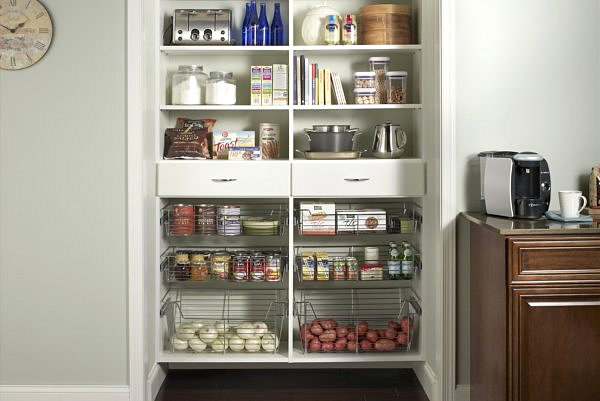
161, 45, 291, 56
293, 44, 422, 54
160, 105, 290, 111
292, 349, 423, 363
293, 104, 422, 110
158, 351, 289, 364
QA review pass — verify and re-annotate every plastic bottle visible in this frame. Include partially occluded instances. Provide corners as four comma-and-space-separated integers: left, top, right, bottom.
241, 3, 251, 46
270, 3, 285, 46
342, 14, 357, 45
258, 2, 270, 46
246, 0, 259, 46
324, 15, 340, 45
401, 241, 414, 279
388, 241, 402, 279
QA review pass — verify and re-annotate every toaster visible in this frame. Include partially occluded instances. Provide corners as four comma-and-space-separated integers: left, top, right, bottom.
172, 9, 232, 45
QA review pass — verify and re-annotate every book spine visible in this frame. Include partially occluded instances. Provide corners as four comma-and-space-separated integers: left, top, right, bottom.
324, 69, 331, 105
296, 56, 301, 106
300, 56, 306, 105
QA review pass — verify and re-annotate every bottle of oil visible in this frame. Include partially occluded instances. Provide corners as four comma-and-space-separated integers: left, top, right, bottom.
324, 15, 340, 45
342, 14, 357, 45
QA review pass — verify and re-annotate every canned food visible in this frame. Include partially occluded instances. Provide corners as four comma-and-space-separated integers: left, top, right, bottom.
265, 253, 281, 282
232, 253, 251, 281
346, 257, 359, 280
210, 252, 231, 280
259, 123, 281, 160
332, 257, 346, 280
174, 250, 191, 281
195, 204, 217, 235
250, 252, 266, 281
170, 204, 194, 236
190, 252, 209, 281
217, 205, 241, 236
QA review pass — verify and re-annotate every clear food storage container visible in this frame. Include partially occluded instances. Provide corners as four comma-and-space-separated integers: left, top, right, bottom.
205, 71, 237, 105
386, 71, 407, 104
354, 88, 376, 104
171, 65, 208, 105
354, 71, 376, 88
369, 56, 390, 103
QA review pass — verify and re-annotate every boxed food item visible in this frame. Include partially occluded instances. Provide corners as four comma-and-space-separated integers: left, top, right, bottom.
301, 252, 315, 281
590, 167, 600, 208
251, 66, 262, 106
261, 65, 273, 106
357, 209, 387, 233
316, 252, 330, 281
212, 130, 255, 159
228, 147, 261, 161
300, 202, 336, 235
360, 264, 383, 281
336, 209, 359, 234
272, 64, 288, 106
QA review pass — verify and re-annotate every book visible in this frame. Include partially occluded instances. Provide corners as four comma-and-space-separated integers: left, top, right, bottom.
324, 69, 332, 105
312, 64, 316, 105
296, 56, 301, 105
300, 56, 306, 105
261, 66, 273, 106
331, 72, 346, 105
318, 68, 325, 105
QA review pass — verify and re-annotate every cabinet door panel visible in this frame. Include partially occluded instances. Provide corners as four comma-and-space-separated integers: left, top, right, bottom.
511, 287, 600, 401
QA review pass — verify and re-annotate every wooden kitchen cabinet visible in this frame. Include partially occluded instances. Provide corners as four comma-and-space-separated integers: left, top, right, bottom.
462, 213, 600, 401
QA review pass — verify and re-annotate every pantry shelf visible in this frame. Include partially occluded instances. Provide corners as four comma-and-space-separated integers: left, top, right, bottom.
160, 45, 291, 56
160, 105, 290, 111
292, 104, 422, 110
291, 348, 423, 363
292, 44, 423, 54
158, 350, 290, 364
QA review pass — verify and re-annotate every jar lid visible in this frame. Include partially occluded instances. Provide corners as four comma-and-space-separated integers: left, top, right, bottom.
368, 57, 391, 63
386, 71, 408, 77
354, 71, 376, 78
353, 88, 377, 94
178, 65, 204, 72
209, 71, 234, 79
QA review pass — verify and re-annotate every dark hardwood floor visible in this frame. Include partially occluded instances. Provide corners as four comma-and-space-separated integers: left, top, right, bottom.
155, 369, 429, 401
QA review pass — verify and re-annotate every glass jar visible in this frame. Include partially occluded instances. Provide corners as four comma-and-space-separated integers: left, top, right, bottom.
171, 65, 208, 105
190, 252, 209, 281
205, 71, 237, 105
354, 71, 376, 88
369, 56, 390, 103
354, 88, 376, 104
386, 71, 408, 104
174, 251, 191, 281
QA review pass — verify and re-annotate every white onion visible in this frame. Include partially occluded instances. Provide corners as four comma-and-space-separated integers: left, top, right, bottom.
253, 321, 269, 338
171, 337, 189, 351
244, 336, 262, 352
198, 325, 218, 344
214, 320, 230, 335
237, 322, 256, 340
189, 338, 207, 352
229, 335, 245, 352
176, 328, 197, 340
210, 337, 229, 352
261, 333, 280, 352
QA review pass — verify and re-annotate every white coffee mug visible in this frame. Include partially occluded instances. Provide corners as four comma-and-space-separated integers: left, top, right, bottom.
558, 190, 587, 218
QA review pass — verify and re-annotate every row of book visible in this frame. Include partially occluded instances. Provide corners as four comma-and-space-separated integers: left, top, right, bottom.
293, 55, 346, 106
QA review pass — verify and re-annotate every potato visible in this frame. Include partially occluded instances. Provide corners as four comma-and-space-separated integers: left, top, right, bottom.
347, 340, 358, 352
357, 321, 369, 336
388, 320, 401, 331
321, 341, 335, 352
374, 339, 387, 352
309, 338, 322, 352
383, 339, 396, 351
346, 331, 356, 341
366, 330, 379, 343
321, 319, 337, 330
378, 329, 387, 338
396, 332, 408, 346
311, 319, 322, 325
335, 338, 347, 351
310, 323, 324, 336
384, 328, 397, 340
400, 317, 414, 333
359, 339, 373, 350
319, 329, 336, 342
336, 325, 349, 338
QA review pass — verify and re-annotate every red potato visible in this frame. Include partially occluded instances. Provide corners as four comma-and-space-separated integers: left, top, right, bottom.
378, 329, 387, 338
357, 321, 369, 336
336, 325, 349, 338
400, 317, 414, 333
388, 321, 402, 331
309, 338, 322, 352
321, 341, 335, 352
374, 339, 387, 352
347, 340, 358, 352
335, 338, 347, 351
321, 319, 337, 330
303, 332, 315, 347
366, 330, 379, 343
384, 328, 397, 340
319, 329, 337, 342
346, 331, 356, 341
383, 339, 396, 351
310, 323, 324, 336
396, 331, 408, 346
311, 319, 322, 325
359, 339, 373, 350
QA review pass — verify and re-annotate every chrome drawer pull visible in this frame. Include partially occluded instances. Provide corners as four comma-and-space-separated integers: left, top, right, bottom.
211, 178, 238, 182
344, 178, 370, 182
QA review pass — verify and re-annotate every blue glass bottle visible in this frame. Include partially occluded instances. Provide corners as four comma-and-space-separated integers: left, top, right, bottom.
258, 2, 269, 46
270, 3, 284, 46
241, 3, 250, 46
246, 0, 259, 46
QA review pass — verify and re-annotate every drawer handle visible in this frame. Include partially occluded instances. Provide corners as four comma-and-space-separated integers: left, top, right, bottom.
344, 178, 370, 182
211, 178, 238, 183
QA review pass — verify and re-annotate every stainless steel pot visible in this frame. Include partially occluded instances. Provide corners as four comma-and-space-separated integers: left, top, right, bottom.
304, 130, 362, 152
310, 125, 356, 133
372, 121, 407, 159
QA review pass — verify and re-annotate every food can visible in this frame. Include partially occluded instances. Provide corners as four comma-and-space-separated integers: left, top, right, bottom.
250, 252, 266, 281
190, 252, 209, 281
217, 205, 242, 236
265, 253, 281, 282
232, 253, 251, 282
346, 257, 359, 280
259, 123, 281, 160
174, 250, 191, 281
170, 204, 195, 236
210, 252, 231, 280
360, 264, 384, 281
332, 257, 346, 280
195, 204, 217, 235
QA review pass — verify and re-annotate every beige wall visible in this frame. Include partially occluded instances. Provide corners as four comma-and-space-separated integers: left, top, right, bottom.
455, 0, 600, 385
0, 0, 127, 385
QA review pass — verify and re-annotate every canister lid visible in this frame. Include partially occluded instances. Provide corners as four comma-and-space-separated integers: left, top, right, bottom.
353, 88, 377, 94
354, 71, 376, 78
386, 71, 408, 77
368, 57, 391, 63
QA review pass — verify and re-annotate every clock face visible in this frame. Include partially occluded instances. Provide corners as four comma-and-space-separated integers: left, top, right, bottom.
0, 0, 52, 70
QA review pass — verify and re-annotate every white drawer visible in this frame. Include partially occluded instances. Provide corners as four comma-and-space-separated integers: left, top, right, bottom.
157, 161, 291, 198
292, 159, 426, 197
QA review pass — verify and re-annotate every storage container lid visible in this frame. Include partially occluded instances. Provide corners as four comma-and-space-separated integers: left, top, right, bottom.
386, 71, 408, 77
360, 4, 411, 16
354, 88, 377, 94
369, 57, 391, 63
354, 71, 376, 78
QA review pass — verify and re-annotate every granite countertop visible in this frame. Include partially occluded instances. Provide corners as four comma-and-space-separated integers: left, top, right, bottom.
461, 212, 600, 235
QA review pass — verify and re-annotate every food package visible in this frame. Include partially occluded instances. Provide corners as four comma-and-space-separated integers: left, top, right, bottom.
251, 66, 262, 106
272, 64, 288, 106
301, 252, 315, 281
212, 130, 255, 159
590, 167, 600, 208
336, 209, 359, 234
316, 252, 330, 280
228, 147, 261, 161
261, 65, 273, 106
356, 209, 387, 233
175, 118, 217, 132
163, 127, 210, 159
300, 202, 336, 235
360, 264, 383, 281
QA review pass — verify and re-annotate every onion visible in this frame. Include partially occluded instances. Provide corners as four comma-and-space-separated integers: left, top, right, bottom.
388, 320, 401, 331
228, 335, 245, 352
346, 331, 356, 341
198, 325, 218, 344
188, 338, 207, 352
210, 337, 228, 352
244, 336, 262, 352
176, 327, 197, 340
237, 322, 256, 340
253, 321, 269, 338
171, 337, 189, 351
261, 333, 280, 352
214, 320, 230, 335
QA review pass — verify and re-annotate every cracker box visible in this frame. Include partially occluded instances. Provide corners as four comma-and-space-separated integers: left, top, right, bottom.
300, 202, 336, 235
251, 66, 262, 106
261, 65, 273, 106
356, 209, 387, 233
212, 130, 256, 159
228, 147, 261, 161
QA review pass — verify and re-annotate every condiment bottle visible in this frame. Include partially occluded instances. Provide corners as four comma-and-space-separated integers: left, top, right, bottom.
388, 241, 402, 279
342, 14, 357, 45
324, 15, 340, 45
401, 241, 414, 279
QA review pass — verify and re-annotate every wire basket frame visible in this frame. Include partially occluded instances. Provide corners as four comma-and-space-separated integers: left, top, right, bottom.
161, 289, 288, 354
295, 288, 420, 354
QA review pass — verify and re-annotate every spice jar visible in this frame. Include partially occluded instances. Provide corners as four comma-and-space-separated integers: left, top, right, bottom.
190, 252, 209, 281
354, 71, 376, 88
171, 65, 208, 105
369, 57, 390, 103
386, 71, 408, 104
354, 88, 376, 104
205, 71, 237, 105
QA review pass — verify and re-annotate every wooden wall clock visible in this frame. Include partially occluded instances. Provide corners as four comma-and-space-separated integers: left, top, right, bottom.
0, 0, 52, 70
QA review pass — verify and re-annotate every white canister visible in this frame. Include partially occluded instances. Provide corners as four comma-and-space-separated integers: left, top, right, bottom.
205, 71, 237, 105
364, 246, 379, 262
171, 65, 208, 105
259, 123, 281, 160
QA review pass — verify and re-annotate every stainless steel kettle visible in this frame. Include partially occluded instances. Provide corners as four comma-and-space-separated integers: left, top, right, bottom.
372, 121, 407, 159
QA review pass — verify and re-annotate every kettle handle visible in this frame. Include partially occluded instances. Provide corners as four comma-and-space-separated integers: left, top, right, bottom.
394, 128, 407, 149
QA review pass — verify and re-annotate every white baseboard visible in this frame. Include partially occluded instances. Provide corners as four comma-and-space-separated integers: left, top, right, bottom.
0, 385, 129, 401
413, 362, 438, 401
454, 385, 470, 401
146, 364, 168, 401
